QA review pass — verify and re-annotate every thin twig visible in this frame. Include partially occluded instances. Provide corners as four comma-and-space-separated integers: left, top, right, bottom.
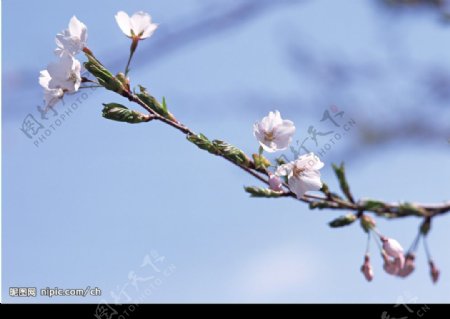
108, 82, 450, 221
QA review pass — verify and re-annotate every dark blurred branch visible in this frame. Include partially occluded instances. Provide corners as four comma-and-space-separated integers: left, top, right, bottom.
279, 43, 450, 155
8, 0, 301, 92
375, 0, 450, 22
112, 0, 300, 69
357, 118, 450, 145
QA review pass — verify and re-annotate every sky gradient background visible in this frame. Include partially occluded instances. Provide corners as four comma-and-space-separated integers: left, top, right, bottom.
2, 0, 450, 304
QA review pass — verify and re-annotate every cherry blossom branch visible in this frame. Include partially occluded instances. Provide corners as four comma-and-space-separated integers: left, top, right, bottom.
119, 85, 450, 220
39, 11, 449, 284
80, 45, 450, 221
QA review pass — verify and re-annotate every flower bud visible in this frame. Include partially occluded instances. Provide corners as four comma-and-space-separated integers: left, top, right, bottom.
429, 261, 440, 284
361, 254, 374, 282
268, 173, 283, 192
397, 253, 415, 278
360, 214, 376, 233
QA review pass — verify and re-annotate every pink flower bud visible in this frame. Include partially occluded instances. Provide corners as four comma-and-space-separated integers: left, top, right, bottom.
268, 173, 283, 192
381, 237, 404, 259
382, 252, 402, 276
360, 254, 374, 282
397, 253, 415, 278
429, 261, 440, 284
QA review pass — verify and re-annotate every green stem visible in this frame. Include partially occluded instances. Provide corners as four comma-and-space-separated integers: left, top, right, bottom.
125, 38, 139, 76
79, 85, 102, 89
84, 51, 450, 221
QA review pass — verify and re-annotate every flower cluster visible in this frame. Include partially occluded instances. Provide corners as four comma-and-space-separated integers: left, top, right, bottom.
39, 16, 86, 107
39, 11, 158, 107
359, 216, 439, 283
253, 111, 324, 199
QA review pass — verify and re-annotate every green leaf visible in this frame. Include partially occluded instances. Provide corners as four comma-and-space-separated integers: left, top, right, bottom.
244, 186, 283, 198
137, 86, 176, 121
187, 135, 250, 166
162, 96, 168, 113
186, 133, 216, 154
252, 154, 271, 170
329, 214, 357, 228
102, 103, 150, 124
212, 140, 250, 166
84, 61, 124, 94
363, 200, 386, 211
332, 162, 355, 203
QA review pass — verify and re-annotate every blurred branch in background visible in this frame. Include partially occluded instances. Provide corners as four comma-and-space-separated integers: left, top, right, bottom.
377, 0, 450, 20
280, 42, 450, 159
7, 0, 450, 160
116, 0, 300, 69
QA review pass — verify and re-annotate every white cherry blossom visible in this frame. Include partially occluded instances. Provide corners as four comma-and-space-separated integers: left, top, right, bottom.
39, 54, 81, 106
276, 152, 324, 199
115, 11, 158, 40
39, 70, 64, 107
45, 54, 81, 93
253, 111, 295, 153
55, 16, 87, 57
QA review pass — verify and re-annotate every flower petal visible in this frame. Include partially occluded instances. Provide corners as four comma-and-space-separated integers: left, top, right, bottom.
299, 169, 323, 192
288, 176, 310, 199
382, 237, 404, 259
39, 70, 51, 88
115, 11, 132, 37
130, 11, 152, 36
275, 163, 293, 177
296, 152, 324, 170
140, 23, 158, 39
44, 88, 64, 107
68, 16, 87, 40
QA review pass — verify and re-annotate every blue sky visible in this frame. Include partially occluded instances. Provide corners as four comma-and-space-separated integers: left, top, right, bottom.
3, 0, 450, 304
